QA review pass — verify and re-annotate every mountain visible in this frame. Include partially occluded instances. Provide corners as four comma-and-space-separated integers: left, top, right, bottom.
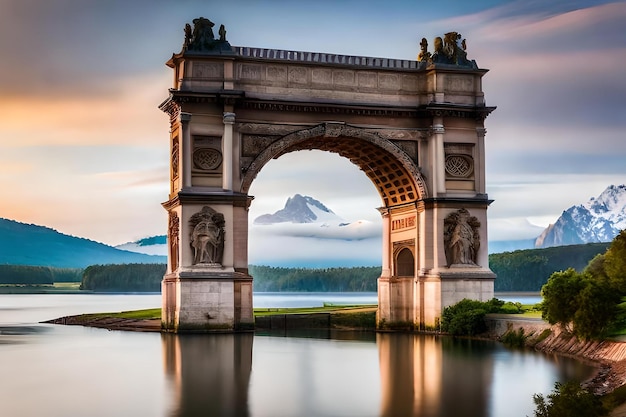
0, 218, 166, 268
535, 184, 626, 248
250, 194, 381, 267
254, 194, 342, 225
115, 235, 167, 256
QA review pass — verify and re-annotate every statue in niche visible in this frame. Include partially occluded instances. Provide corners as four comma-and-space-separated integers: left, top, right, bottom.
189, 206, 225, 265
183, 17, 232, 53
444, 208, 480, 266
417, 38, 431, 62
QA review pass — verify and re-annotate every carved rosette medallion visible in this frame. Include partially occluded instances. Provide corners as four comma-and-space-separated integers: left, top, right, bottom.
193, 148, 222, 170
445, 154, 473, 178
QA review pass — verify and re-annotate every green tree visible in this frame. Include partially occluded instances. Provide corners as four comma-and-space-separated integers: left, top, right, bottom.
573, 279, 620, 340
541, 268, 585, 331
441, 298, 503, 336
531, 381, 607, 417
604, 230, 626, 292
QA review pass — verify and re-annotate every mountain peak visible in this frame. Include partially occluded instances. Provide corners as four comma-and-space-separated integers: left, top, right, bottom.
535, 184, 626, 248
254, 195, 341, 225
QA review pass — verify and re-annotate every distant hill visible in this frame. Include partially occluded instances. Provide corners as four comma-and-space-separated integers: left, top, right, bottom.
490, 242, 610, 292
115, 235, 167, 256
0, 218, 166, 268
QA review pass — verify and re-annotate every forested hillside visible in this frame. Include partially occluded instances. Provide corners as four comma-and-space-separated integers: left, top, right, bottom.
0, 218, 166, 268
490, 242, 610, 291
250, 265, 380, 292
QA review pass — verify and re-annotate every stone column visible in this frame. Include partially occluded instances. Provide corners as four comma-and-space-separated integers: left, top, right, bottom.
378, 208, 391, 278
222, 112, 235, 191
180, 112, 192, 188
432, 123, 446, 196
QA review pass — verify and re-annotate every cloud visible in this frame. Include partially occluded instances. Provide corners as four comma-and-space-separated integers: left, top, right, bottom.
252, 220, 381, 241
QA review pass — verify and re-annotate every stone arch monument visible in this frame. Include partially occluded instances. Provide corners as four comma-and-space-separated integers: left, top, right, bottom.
159, 19, 496, 332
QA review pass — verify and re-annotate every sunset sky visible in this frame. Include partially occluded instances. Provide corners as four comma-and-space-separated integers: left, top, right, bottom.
1, 0, 625, 248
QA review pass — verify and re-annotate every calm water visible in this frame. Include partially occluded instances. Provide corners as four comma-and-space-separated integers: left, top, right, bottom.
0, 293, 591, 417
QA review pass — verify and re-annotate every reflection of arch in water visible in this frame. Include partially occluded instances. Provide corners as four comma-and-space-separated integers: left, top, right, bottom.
162, 334, 253, 417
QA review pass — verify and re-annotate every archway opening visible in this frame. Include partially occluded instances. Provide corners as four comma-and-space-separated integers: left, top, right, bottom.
248, 149, 382, 268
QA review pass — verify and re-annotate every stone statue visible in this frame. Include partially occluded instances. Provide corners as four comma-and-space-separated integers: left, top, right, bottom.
422, 32, 477, 68
183, 23, 193, 49
444, 208, 480, 266
183, 17, 233, 54
417, 37, 431, 62
431, 36, 447, 64
189, 206, 225, 265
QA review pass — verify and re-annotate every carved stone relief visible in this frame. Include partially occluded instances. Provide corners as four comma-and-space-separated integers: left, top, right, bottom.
311, 68, 332, 84
446, 75, 474, 92
391, 140, 418, 164
241, 64, 263, 80
193, 148, 222, 170
193, 136, 222, 172
192, 63, 223, 78
242, 135, 281, 157
266, 65, 287, 82
168, 212, 180, 271
444, 143, 474, 179
171, 137, 180, 180
189, 206, 225, 266
443, 208, 480, 266
288, 66, 308, 83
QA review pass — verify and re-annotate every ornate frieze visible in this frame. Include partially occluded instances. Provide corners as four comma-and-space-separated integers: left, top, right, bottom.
392, 216, 416, 231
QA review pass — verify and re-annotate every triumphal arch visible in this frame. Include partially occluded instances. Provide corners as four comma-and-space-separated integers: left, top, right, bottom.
159, 18, 496, 332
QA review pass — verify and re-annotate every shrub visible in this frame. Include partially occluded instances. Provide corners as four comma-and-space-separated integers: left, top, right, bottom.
441, 298, 503, 336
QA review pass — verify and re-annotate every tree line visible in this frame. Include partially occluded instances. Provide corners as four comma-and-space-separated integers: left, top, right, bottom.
250, 265, 380, 292
79, 264, 166, 292
0, 265, 82, 285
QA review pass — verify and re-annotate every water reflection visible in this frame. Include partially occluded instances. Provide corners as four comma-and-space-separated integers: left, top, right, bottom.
163, 333, 253, 417
379, 334, 493, 417
161, 330, 595, 417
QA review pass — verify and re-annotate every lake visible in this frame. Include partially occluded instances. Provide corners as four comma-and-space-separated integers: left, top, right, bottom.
0, 292, 592, 417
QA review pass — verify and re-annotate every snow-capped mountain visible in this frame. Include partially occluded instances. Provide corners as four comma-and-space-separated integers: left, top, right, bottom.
250, 194, 381, 266
115, 235, 167, 256
254, 194, 343, 225
535, 184, 626, 248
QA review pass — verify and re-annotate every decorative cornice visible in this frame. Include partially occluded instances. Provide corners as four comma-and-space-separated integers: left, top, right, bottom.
418, 103, 496, 121
162, 190, 253, 211
239, 100, 419, 118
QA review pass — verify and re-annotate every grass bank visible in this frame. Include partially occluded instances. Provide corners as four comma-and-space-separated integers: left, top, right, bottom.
0, 282, 84, 294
